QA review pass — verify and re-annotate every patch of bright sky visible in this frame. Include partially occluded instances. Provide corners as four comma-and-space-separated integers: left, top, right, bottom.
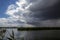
0, 0, 18, 18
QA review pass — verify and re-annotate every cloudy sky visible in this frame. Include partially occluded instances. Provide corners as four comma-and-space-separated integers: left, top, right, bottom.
0, 0, 60, 27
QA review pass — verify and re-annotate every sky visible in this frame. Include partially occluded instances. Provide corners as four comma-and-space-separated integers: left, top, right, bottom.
0, 0, 17, 18
0, 0, 60, 27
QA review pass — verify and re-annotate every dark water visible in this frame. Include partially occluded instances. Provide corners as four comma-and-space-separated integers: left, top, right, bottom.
24, 30, 60, 40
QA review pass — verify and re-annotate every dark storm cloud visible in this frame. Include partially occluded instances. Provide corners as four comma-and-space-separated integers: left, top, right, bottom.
25, 0, 60, 26
29, 0, 60, 20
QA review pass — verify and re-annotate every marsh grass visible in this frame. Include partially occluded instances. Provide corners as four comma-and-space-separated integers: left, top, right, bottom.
7, 30, 16, 40
7, 30, 24, 40
0, 28, 6, 40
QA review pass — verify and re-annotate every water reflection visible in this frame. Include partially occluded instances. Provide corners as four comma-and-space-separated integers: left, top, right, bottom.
3, 29, 25, 40
1, 28, 60, 40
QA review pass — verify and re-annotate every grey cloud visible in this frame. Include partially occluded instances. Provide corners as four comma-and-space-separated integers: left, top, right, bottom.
28, 0, 60, 20
24, 0, 60, 26
29, 0, 59, 11
26, 0, 37, 3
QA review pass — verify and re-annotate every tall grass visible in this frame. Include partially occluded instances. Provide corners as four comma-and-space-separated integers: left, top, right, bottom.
7, 29, 24, 40
7, 30, 16, 40
0, 28, 6, 40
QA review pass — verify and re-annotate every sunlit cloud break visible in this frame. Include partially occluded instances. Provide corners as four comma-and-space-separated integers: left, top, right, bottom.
0, 0, 33, 27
